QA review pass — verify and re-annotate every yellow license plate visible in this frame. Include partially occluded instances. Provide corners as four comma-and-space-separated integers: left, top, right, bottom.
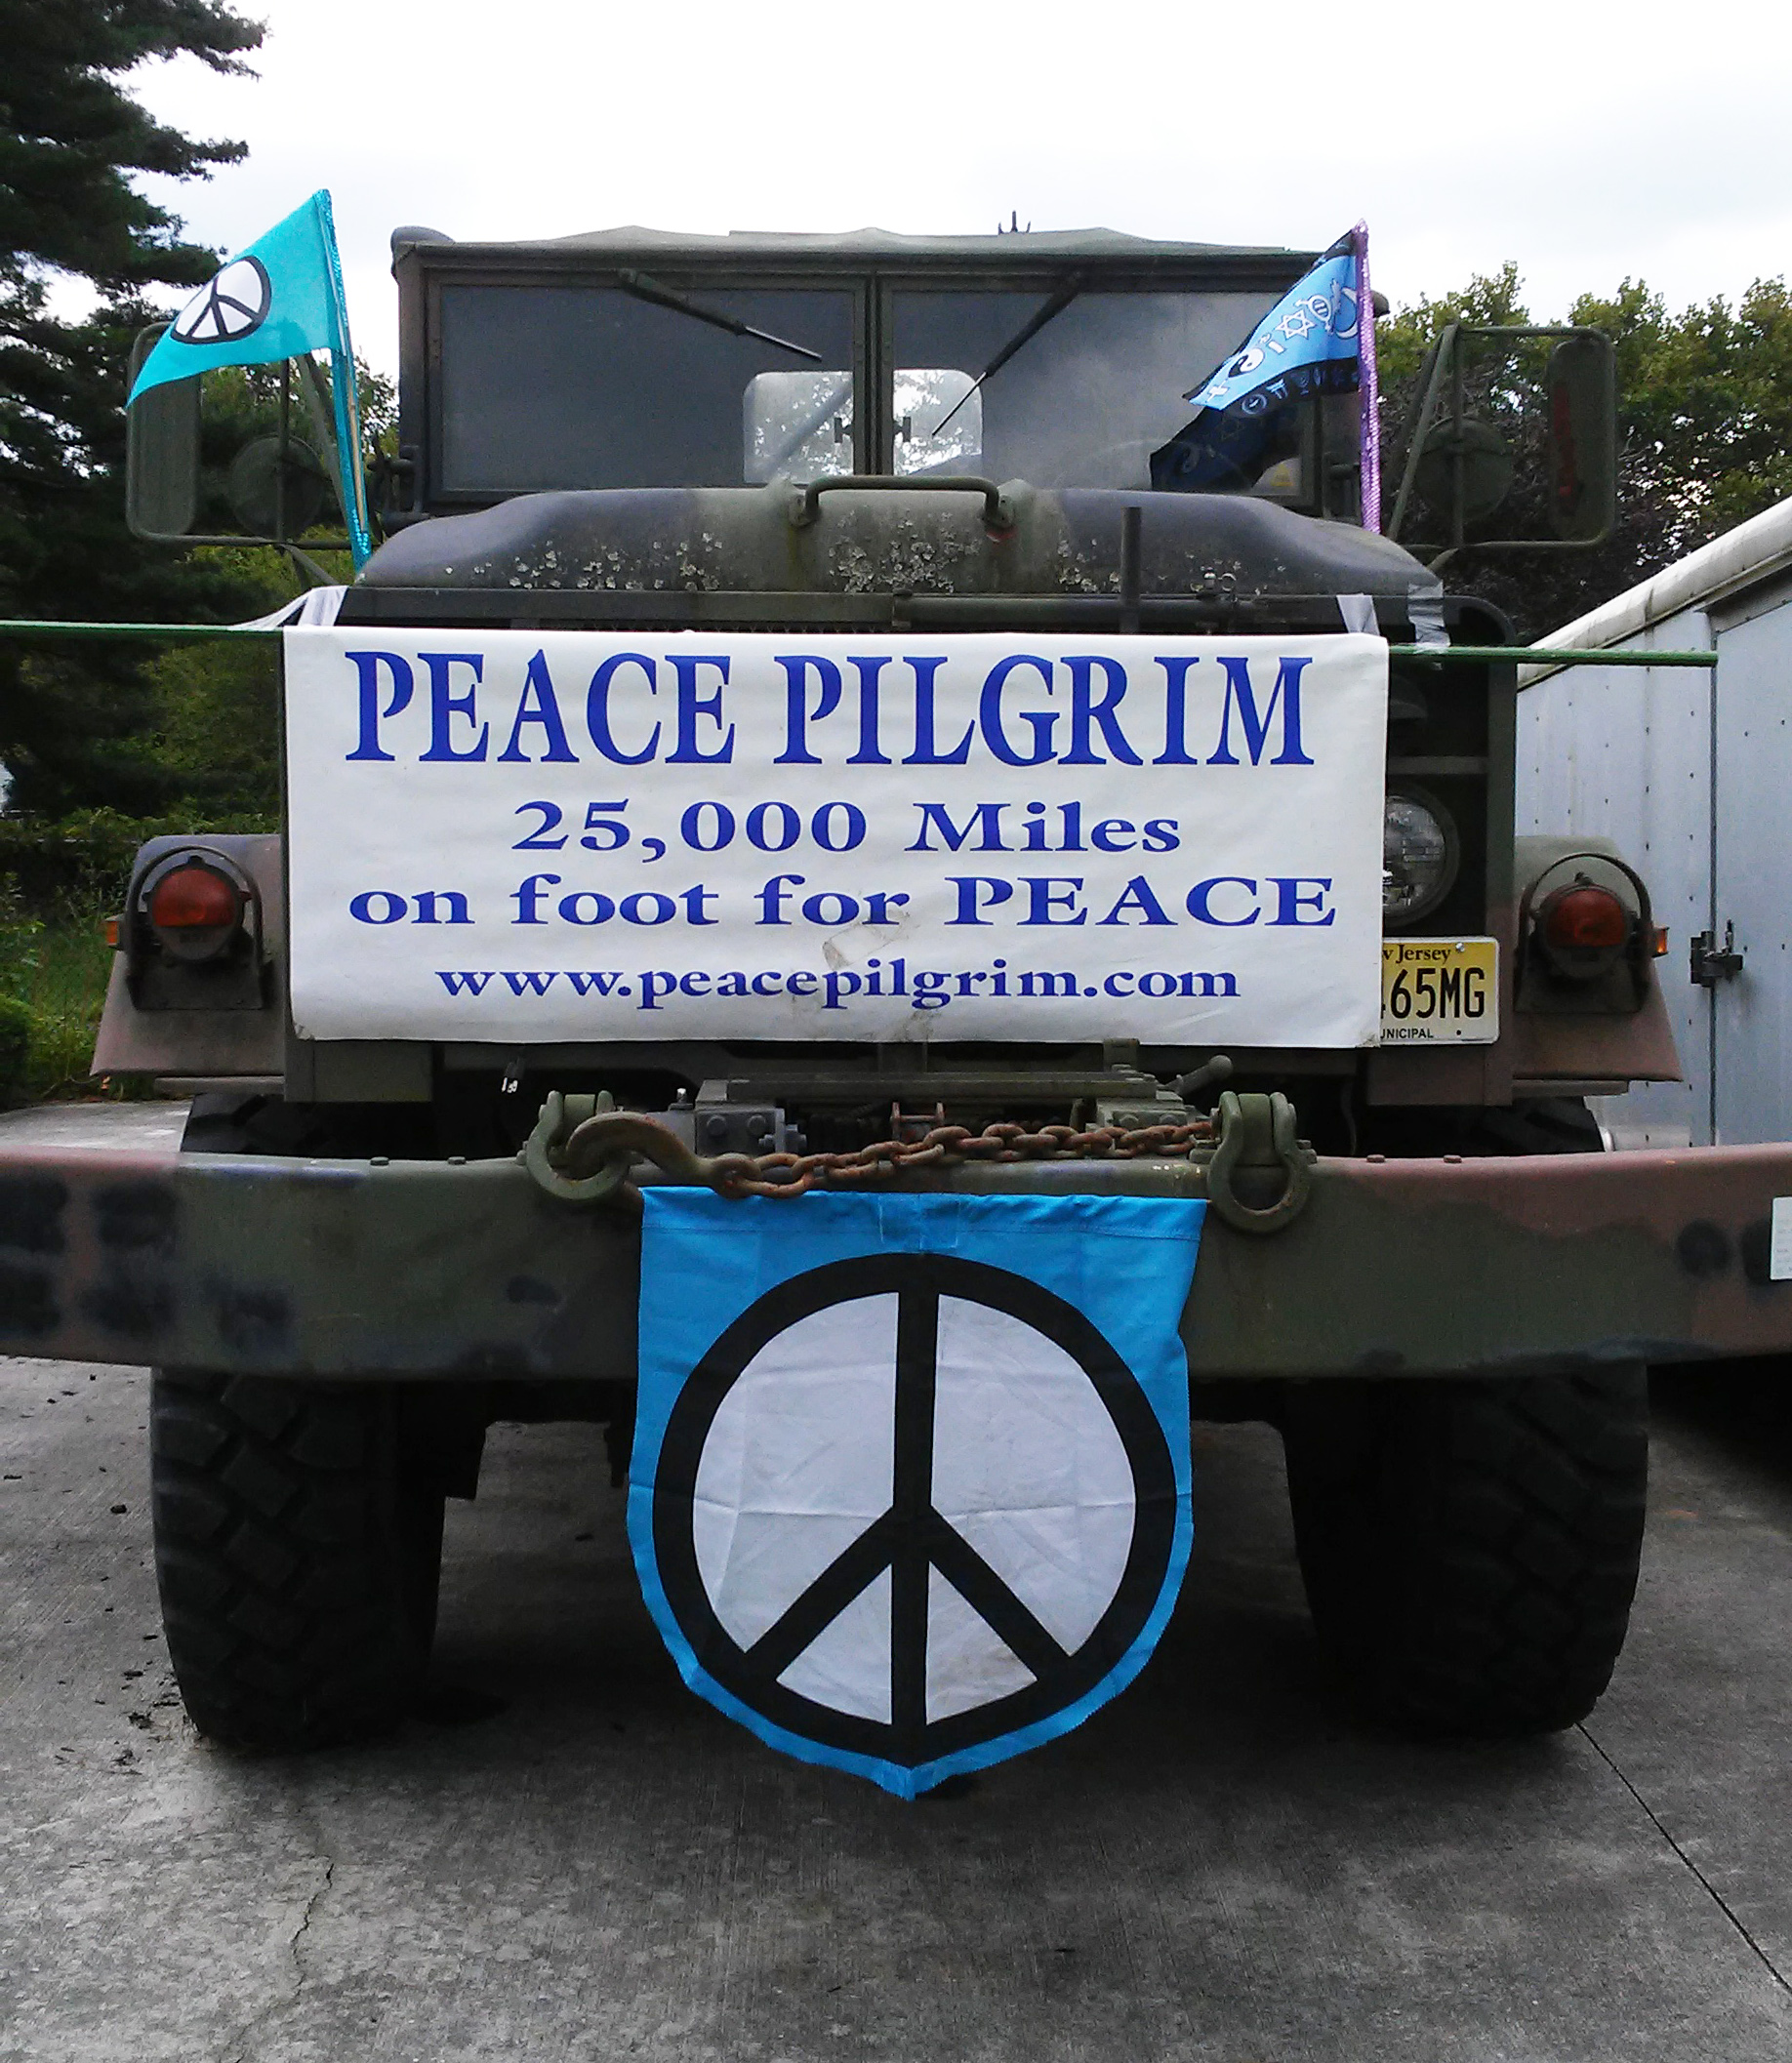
1380, 938, 1499, 1044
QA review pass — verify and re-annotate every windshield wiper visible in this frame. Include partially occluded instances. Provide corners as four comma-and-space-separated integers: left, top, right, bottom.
615, 268, 822, 361
933, 270, 1084, 437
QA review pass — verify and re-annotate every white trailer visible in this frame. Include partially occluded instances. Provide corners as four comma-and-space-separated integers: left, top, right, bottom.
1519, 498, 1792, 1147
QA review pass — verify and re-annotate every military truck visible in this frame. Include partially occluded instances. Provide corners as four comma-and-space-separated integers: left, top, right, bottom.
8, 225, 1779, 1759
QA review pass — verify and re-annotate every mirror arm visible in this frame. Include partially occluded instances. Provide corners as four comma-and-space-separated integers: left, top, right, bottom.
142, 534, 350, 585
1449, 320, 1468, 548
1387, 323, 1456, 543
284, 542, 336, 587
294, 354, 350, 529
1424, 534, 1616, 559
275, 361, 291, 544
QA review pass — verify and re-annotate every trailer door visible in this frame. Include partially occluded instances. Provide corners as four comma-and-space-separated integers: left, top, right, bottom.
1711, 594, 1792, 1145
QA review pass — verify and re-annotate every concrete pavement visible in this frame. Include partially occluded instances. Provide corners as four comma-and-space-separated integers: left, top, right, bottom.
2, 1347, 1790, 2061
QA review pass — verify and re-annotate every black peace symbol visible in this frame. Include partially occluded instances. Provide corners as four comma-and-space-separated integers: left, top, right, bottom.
172, 257, 272, 345
651, 1252, 1178, 1765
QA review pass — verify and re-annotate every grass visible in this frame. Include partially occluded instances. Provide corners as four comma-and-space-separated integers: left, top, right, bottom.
0, 897, 137, 1104
24, 911, 116, 1096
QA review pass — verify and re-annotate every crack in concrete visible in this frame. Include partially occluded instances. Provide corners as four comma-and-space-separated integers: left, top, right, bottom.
288, 1856, 334, 1988
1579, 1720, 1791, 1996
215, 1852, 335, 2063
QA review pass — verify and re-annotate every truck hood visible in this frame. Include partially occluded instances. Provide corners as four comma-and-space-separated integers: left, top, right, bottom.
359, 483, 1437, 607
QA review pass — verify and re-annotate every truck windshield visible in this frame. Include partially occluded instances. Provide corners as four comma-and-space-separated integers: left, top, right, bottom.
888, 287, 1284, 490
436, 283, 858, 494
430, 276, 1299, 499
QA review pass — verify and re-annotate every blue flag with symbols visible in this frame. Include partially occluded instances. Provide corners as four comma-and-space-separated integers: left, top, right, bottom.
629, 1190, 1204, 1799
1151, 223, 1380, 521
1183, 229, 1365, 417
128, 190, 371, 566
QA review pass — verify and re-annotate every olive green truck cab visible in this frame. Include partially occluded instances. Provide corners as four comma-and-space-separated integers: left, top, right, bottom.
5, 227, 1782, 1755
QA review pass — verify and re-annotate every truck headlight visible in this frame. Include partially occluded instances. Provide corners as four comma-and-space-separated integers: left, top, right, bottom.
1382, 789, 1458, 923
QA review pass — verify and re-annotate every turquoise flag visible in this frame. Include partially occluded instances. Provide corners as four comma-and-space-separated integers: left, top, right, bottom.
129, 190, 371, 566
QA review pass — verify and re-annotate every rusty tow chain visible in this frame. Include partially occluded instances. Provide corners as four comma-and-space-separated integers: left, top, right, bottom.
526, 1096, 1209, 1200
520, 1089, 1311, 1234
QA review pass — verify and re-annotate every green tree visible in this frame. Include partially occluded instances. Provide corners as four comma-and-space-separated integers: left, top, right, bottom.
1376, 262, 1533, 388
1378, 265, 1792, 638
1571, 276, 1792, 545
0, 0, 274, 817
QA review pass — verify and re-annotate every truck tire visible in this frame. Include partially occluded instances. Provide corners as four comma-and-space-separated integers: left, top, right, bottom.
152, 1369, 445, 1751
1280, 1365, 1649, 1736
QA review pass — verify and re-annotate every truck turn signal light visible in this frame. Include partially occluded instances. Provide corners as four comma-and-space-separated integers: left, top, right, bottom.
145, 859, 244, 962
1541, 884, 1629, 951
147, 862, 240, 932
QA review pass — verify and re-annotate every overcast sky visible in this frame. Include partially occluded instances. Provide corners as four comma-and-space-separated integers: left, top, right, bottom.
131, 0, 1792, 377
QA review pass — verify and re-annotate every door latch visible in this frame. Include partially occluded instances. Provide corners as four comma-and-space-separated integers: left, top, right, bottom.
1690, 921, 1744, 988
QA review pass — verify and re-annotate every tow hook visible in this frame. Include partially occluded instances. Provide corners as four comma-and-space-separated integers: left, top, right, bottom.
523, 1093, 751, 1203
1204, 1090, 1314, 1235
521, 1089, 636, 1203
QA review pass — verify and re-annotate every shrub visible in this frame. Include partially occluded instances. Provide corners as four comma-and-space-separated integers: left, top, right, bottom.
0, 995, 28, 1108
0, 877, 43, 1108
0, 870, 128, 1103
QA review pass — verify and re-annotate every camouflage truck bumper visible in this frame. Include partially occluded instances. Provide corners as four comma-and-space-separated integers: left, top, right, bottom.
4, 1130, 1792, 1381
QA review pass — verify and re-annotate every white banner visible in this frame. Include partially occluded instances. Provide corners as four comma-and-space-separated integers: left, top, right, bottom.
283, 628, 1388, 1046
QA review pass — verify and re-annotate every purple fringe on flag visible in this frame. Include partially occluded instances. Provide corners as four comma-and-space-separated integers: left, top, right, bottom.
1354, 221, 1381, 534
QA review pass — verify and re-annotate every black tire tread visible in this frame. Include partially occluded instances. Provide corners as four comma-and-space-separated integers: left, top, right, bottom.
1283, 1364, 1648, 1736
152, 1368, 443, 1751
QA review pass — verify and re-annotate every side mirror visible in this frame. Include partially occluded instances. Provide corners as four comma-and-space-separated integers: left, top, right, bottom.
125, 327, 200, 540
1388, 323, 1616, 556
1411, 415, 1515, 526
1546, 333, 1617, 543
225, 435, 331, 536
122, 330, 361, 569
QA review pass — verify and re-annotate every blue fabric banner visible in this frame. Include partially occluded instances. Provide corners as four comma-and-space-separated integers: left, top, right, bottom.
629, 1189, 1203, 1799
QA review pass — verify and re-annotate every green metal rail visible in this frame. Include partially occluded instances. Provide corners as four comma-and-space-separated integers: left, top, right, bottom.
1401, 645, 1715, 667
0, 619, 1719, 667
0, 620, 279, 642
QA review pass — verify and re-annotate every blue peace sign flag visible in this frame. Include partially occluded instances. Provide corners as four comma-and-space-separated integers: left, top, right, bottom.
629, 1190, 1204, 1799
128, 191, 372, 566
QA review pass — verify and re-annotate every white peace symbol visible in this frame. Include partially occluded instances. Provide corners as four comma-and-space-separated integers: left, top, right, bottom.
690, 1288, 1137, 1726
171, 257, 272, 345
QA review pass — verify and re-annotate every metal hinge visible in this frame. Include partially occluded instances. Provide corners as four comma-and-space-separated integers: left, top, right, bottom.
1690, 921, 1744, 988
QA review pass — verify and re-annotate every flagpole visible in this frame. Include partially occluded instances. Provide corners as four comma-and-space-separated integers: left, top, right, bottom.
1355, 222, 1381, 535
327, 351, 372, 569
314, 191, 372, 569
